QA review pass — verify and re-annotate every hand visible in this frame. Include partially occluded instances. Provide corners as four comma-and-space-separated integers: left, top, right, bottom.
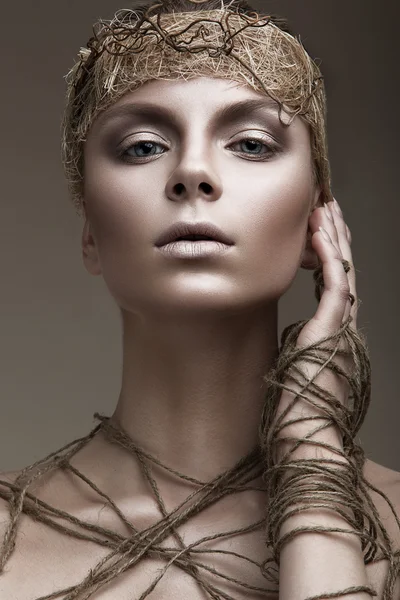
274, 199, 358, 460
298, 198, 357, 345
263, 202, 374, 600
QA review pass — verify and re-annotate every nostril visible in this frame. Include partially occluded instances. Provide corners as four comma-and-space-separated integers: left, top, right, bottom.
174, 183, 185, 194
200, 182, 212, 194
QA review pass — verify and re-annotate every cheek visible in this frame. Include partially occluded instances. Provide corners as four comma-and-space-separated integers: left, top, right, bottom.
233, 155, 313, 296
83, 154, 161, 261
83, 168, 158, 309
82, 135, 315, 310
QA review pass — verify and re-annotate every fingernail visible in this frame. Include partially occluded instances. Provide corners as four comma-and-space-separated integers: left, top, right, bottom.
324, 203, 333, 221
333, 198, 343, 216
319, 226, 331, 243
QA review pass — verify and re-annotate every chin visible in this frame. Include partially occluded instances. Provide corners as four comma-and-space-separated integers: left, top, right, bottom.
118, 287, 276, 321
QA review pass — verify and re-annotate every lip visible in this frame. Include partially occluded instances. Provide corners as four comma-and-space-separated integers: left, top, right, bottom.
157, 239, 233, 259
155, 221, 235, 247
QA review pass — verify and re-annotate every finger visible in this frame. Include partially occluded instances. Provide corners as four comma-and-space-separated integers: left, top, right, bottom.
327, 200, 358, 329
295, 224, 353, 415
301, 226, 351, 344
323, 202, 351, 323
311, 205, 352, 324
322, 203, 342, 256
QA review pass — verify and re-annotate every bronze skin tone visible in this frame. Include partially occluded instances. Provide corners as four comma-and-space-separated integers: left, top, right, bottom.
81, 77, 321, 488
1, 76, 399, 599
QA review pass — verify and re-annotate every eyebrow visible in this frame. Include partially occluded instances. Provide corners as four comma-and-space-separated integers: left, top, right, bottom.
96, 97, 281, 131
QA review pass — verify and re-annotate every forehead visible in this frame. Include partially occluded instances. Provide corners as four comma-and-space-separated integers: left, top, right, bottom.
105, 76, 274, 107
90, 76, 308, 137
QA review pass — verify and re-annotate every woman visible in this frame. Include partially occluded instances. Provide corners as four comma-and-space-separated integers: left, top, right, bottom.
0, 0, 399, 598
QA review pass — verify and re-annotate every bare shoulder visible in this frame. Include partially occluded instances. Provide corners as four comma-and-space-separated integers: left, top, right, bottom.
363, 456, 400, 501
0, 469, 19, 510
363, 457, 400, 543
362, 458, 400, 598
363, 456, 400, 486
0, 469, 22, 580
0, 470, 21, 535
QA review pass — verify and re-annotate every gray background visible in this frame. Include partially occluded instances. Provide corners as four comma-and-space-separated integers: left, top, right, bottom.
1, 0, 398, 471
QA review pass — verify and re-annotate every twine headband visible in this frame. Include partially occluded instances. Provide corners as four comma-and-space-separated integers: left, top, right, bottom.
1, 2, 398, 598
61, 0, 331, 216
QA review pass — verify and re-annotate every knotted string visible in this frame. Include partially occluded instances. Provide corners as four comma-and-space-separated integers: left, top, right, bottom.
0, 264, 399, 598
62, 1, 332, 216
0, 419, 276, 599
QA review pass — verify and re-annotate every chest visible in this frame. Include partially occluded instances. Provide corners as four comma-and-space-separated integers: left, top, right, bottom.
1, 546, 398, 600
1, 485, 399, 600
0, 511, 280, 600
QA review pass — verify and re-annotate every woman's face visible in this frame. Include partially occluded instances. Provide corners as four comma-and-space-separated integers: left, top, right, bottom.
83, 77, 319, 317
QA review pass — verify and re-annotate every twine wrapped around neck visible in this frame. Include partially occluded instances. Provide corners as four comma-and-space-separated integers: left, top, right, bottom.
0, 263, 399, 599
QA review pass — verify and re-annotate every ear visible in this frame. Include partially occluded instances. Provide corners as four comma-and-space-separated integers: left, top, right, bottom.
81, 201, 102, 276
300, 187, 323, 271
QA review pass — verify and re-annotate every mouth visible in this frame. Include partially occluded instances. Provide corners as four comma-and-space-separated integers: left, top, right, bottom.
155, 222, 235, 247
175, 234, 215, 242
156, 238, 232, 259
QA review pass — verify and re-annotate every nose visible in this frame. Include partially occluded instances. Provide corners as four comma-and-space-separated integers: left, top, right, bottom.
165, 146, 223, 204
167, 178, 219, 202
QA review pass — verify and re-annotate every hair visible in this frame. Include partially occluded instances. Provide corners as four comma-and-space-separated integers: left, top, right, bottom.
61, 0, 332, 217
3, 4, 398, 600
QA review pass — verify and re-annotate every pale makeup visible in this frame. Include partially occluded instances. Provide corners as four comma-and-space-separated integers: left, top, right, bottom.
79, 77, 321, 493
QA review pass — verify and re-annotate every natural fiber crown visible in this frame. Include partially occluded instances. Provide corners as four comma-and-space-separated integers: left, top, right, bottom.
61, 1, 332, 216
2, 6, 399, 598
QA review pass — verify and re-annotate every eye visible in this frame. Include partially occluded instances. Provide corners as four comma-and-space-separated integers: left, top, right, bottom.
119, 139, 167, 162
229, 135, 278, 160
117, 134, 279, 163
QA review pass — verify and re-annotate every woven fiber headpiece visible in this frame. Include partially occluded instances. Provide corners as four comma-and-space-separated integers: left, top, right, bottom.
61, 0, 331, 215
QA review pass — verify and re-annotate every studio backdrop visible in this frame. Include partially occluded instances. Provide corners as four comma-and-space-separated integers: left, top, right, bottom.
0, 0, 398, 471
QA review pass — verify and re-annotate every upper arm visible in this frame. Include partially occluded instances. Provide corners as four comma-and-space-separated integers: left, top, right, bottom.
363, 460, 400, 598
363, 460, 400, 549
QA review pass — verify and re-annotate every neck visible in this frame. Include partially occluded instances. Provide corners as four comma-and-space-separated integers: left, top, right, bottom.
110, 304, 279, 481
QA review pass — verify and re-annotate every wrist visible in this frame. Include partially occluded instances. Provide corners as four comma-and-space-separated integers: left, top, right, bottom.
275, 426, 345, 462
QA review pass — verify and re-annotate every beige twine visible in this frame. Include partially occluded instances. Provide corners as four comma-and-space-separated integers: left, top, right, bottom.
0, 1, 398, 598
60, 0, 330, 216
1, 265, 400, 599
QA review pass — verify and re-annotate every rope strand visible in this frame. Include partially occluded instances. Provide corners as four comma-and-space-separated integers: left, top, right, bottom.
0, 264, 399, 598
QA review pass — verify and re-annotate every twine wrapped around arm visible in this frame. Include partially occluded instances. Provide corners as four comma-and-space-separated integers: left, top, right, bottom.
259, 262, 399, 599
0, 1, 397, 597
0, 264, 399, 599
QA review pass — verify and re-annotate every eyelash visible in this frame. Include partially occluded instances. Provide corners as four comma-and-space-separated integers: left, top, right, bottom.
118, 135, 279, 163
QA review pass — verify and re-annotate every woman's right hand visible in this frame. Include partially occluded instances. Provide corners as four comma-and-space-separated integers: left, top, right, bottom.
274, 199, 358, 458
